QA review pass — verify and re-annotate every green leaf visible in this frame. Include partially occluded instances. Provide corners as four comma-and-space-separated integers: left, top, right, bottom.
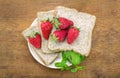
47, 18, 50, 21
55, 61, 70, 71
62, 51, 66, 59
62, 51, 71, 59
53, 17, 60, 29
71, 66, 85, 73
55, 62, 62, 67
80, 55, 86, 61
77, 28, 80, 31
29, 31, 39, 37
71, 68, 78, 73
63, 64, 71, 70
55, 54, 68, 70
51, 34, 58, 42
76, 66, 85, 70
61, 59, 67, 64
61, 67, 65, 70
67, 51, 81, 66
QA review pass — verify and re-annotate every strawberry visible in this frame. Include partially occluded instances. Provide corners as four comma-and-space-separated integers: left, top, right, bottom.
67, 27, 80, 44
28, 31, 42, 48
41, 20, 53, 40
51, 30, 68, 42
54, 17, 73, 29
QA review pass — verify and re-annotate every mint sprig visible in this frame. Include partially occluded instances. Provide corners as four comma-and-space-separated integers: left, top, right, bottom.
55, 50, 86, 72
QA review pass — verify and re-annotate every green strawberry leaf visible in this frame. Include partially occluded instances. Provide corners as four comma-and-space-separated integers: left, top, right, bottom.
51, 34, 58, 42
47, 18, 50, 21
29, 31, 39, 37
72, 27, 80, 31
76, 27, 80, 31
53, 17, 60, 29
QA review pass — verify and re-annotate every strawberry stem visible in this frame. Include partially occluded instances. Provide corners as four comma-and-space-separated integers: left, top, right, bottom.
47, 18, 50, 21
71, 27, 80, 31
29, 31, 39, 37
51, 34, 58, 42
53, 17, 60, 29
77, 28, 80, 31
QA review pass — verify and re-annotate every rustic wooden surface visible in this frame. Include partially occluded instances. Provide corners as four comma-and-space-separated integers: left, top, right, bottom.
0, 0, 120, 78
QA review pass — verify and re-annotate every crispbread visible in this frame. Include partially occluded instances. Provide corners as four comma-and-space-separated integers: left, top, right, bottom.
22, 26, 59, 65
37, 10, 56, 53
48, 6, 96, 56
30, 44, 59, 65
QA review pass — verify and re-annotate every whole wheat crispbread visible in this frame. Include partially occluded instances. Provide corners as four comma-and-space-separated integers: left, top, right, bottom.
37, 10, 58, 54
48, 6, 96, 56
22, 26, 59, 65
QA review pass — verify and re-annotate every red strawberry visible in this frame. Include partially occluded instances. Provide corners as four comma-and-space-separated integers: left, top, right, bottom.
41, 21, 53, 40
54, 17, 73, 29
67, 27, 80, 44
51, 30, 68, 42
28, 32, 42, 48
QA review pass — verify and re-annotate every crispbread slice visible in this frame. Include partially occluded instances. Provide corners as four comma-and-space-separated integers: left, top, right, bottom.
30, 44, 59, 65
48, 6, 96, 56
22, 26, 59, 65
22, 26, 40, 40
37, 10, 56, 53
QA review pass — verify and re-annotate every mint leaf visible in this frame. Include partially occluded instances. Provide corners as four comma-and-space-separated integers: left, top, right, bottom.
61, 67, 65, 70
76, 66, 85, 70
71, 68, 78, 72
80, 55, 86, 61
55, 53, 68, 70
67, 51, 81, 66
63, 64, 71, 70
71, 66, 85, 73
62, 51, 71, 59
55, 62, 62, 67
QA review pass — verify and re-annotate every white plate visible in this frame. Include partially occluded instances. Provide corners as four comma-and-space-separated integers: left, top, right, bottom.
27, 18, 71, 69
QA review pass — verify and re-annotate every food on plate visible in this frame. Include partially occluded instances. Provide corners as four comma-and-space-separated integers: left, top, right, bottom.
28, 31, 41, 48
67, 27, 80, 44
51, 29, 68, 42
22, 26, 59, 65
53, 17, 73, 29
41, 20, 53, 40
48, 6, 96, 57
22, 6, 96, 72
37, 10, 56, 54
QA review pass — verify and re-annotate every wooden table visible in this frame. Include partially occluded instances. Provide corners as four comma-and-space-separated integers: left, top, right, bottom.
0, 0, 120, 78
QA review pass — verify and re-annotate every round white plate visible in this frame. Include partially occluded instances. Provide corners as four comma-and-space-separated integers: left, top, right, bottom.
27, 18, 71, 69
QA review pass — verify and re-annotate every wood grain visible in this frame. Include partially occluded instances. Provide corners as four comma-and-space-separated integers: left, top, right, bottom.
0, 0, 120, 78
